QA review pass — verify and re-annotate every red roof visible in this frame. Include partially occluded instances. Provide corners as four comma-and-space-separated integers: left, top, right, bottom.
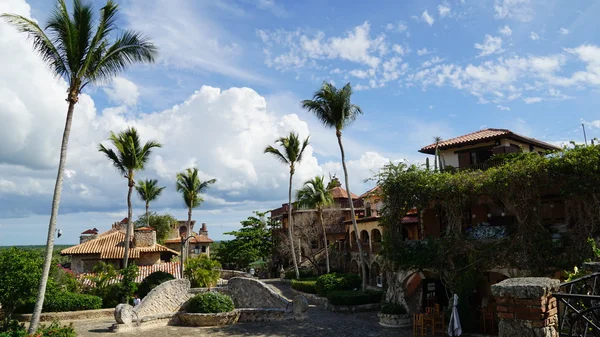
401, 216, 419, 224
330, 186, 359, 199
135, 226, 154, 231
78, 262, 181, 284
164, 234, 213, 244
81, 228, 99, 235
419, 128, 560, 154
359, 185, 381, 199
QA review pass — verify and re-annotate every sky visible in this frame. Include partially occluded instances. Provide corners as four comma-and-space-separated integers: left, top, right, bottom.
2, 0, 600, 245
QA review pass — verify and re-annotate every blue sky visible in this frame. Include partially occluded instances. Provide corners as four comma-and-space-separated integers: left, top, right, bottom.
1, 0, 600, 246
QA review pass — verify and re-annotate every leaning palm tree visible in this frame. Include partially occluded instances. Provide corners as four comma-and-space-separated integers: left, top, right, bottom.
176, 168, 216, 278
296, 176, 335, 273
99, 127, 161, 269
264, 132, 310, 280
2, 0, 157, 331
136, 179, 166, 226
301, 82, 368, 289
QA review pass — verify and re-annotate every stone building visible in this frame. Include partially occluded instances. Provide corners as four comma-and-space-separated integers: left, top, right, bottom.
163, 222, 214, 259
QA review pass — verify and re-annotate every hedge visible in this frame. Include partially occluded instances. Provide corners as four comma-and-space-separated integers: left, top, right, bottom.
16, 292, 102, 313
291, 280, 317, 294
381, 302, 407, 315
284, 269, 314, 279
137, 271, 175, 298
326, 290, 383, 306
315, 273, 362, 296
187, 292, 234, 313
0, 320, 76, 337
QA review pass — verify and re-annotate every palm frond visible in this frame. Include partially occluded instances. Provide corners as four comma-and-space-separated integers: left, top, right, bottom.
46, 0, 77, 76
98, 144, 126, 176
73, 0, 93, 71
302, 82, 362, 131
136, 178, 165, 203
79, 0, 118, 79
264, 146, 290, 165
296, 176, 334, 209
176, 168, 216, 209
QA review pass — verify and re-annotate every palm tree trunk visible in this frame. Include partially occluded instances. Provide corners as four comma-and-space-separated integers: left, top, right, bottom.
320, 209, 330, 274
336, 130, 367, 291
181, 207, 192, 278
146, 203, 149, 227
288, 171, 300, 279
123, 179, 134, 269
28, 99, 76, 333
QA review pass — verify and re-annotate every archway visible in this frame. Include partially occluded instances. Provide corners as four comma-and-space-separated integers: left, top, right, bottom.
371, 262, 381, 287
350, 260, 359, 274
360, 230, 369, 243
371, 229, 382, 243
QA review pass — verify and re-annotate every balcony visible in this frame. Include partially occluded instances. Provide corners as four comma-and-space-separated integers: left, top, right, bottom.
338, 199, 364, 209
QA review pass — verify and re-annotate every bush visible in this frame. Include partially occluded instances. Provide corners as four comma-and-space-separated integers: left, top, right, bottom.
291, 280, 317, 294
284, 269, 314, 279
17, 292, 102, 313
184, 256, 221, 288
315, 273, 361, 296
326, 290, 383, 306
137, 271, 175, 298
380, 302, 407, 315
0, 320, 75, 337
187, 292, 234, 313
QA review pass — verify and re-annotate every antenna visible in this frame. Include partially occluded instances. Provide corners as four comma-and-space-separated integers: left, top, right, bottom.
582, 123, 588, 146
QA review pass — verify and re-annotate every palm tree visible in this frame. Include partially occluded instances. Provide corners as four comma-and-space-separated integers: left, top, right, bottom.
136, 179, 166, 226
264, 132, 310, 280
296, 176, 334, 273
301, 82, 368, 290
1, 0, 157, 331
99, 127, 161, 269
433, 136, 442, 172
176, 168, 216, 278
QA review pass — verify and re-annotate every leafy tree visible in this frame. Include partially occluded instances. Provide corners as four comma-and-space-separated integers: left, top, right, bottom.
264, 132, 310, 279
99, 127, 161, 269
217, 212, 273, 270
176, 168, 216, 277
1, 0, 157, 330
301, 82, 367, 289
135, 212, 177, 244
135, 179, 166, 227
184, 256, 221, 288
296, 176, 334, 273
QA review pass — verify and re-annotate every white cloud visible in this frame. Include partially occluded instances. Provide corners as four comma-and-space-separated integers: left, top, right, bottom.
497, 105, 511, 111
385, 22, 408, 33
530, 31, 540, 40
421, 10, 435, 26
559, 27, 569, 35
421, 56, 444, 68
417, 48, 430, 56
102, 77, 140, 106
474, 35, 504, 57
499, 25, 512, 36
494, 0, 534, 22
438, 5, 451, 18
523, 97, 542, 104
392, 44, 409, 56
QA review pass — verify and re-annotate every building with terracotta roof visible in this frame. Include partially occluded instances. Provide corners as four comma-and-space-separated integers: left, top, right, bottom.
163, 222, 214, 259
62, 222, 179, 274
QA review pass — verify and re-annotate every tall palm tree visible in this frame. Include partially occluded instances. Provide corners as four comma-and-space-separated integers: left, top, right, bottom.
176, 168, 216, 278
433, 136, 442, 172
99, 127, 161, 268
2, 0, 157, 331
264, 132, 310, 280
136, 179, 166, 226
301, 82, 368, 289
296, 176, 334, 273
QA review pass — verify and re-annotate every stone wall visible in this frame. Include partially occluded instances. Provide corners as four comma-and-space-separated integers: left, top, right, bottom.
491, 277, 559, 337
134, 230, 156, 247
134, 279, 191, 318
136, 252, 161, 266
219, 270, 253, 280
224, 277, 290, 309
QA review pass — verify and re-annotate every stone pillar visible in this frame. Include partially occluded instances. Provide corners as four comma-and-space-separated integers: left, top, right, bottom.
491, 277, 560, 337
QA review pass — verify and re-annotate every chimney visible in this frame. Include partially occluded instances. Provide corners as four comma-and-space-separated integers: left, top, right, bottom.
79, 228, 99, 244
134, 227, 156, 247
200, 223, 208, 236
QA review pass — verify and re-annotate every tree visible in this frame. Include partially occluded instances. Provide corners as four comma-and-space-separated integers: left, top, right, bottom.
184, 256, 221, 288
175, 168, 216, 278
264, 132, 310, 279
135, 179, 165, 227
217, 212, 273, 270
433, 136, 442, 172
1, 0, 157, 331
296, 176, 334, 273
134, 212, 177, 244
301, 82, 368, 289
99, 127, 161, 269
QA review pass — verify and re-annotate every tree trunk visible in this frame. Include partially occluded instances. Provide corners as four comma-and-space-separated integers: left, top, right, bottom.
146, 202, 149, 227
319, 209, 330, 274
180, 237, 185, 279
123, 179, 134, 269
181, 207, 192, 278
28, 99, 76, 333
336, 130, 367, 291
288, 170, 300, 279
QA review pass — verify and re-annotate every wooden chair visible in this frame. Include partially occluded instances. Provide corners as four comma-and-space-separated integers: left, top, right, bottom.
434, 306, 445, 336
413, 313, 426, 337
482, 306, 495, 334
422, 309, 436, 337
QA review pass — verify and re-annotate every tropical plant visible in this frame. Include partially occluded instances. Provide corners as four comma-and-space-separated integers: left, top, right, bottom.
184, 256, 221, 288
187, 292, 234, 313
217, 212, 273, 270
296, 176, 334, 273
99, 127, 161, 270
264, 132, 310, 279
135, 179, 165, 227
1, 0, 157, 331
176, 168, 216, 277
301, 82, 367, 289
134, 212, 177, 244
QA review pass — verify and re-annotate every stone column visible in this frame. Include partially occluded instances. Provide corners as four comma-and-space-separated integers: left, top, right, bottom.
491, 277, 560, 337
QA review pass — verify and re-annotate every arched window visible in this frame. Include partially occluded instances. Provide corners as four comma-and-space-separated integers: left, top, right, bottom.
360, 230, 369, 243
371, 229, 382, 243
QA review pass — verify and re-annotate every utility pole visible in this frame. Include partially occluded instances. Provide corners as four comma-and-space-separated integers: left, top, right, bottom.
582, 123, 588, 146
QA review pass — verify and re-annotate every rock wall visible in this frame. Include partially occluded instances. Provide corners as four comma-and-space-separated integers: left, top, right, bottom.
219, 270, 253, 280
225, 277, 289, 309
134, 279, 191, 318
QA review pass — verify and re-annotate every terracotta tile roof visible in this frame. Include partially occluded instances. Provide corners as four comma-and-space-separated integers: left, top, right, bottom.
330, 186, 359, 199
61, 230, 179, 259
359, 185, 381, 199
163, 234, 213, 244
81, 228, 98, 235
419, 128, 561, 154
78, 262, 181, 286
401, 215, 419, 224
135, 226, 154, 231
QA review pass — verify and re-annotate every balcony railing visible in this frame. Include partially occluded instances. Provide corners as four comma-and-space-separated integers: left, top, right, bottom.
458, 160, 506, 172
270, 199, 364, 218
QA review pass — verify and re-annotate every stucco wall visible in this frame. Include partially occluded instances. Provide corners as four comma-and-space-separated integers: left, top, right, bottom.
136, 252, 161, 266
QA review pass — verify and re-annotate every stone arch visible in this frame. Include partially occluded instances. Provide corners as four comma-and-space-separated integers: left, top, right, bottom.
350, 259, 359, 274
371, 229, 382, 243
371, 261, 381, 286
360, 230, 369, 243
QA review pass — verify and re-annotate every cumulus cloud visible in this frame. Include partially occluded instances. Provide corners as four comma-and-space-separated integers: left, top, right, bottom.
499, 25, 512, 36
474, 35, 504, 57
494, 0, 534, 22
417, 48, 430, 56
421, 10, 435, 26
103, 77, 140, 106
438, 5, 450, 18
559, 27, 569, 35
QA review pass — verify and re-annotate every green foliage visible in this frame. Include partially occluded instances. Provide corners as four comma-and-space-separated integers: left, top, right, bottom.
137, 271, 175, 298
284, 269, 313, 280
326, 290, 383, 306
291, 280, 317, 294
119, 264, 139, 304
380, 302, 408, 315
18, 292, 102, 313
83, 262, 138, 307
176, 168, 216, 210
0, 320, 76, 337
184, 255, 221, 288
135, 179, 165, 212
315, 273, 362, 296
217, 212, 273, 270
135, 213, 176, 244
186, 292, 234, 313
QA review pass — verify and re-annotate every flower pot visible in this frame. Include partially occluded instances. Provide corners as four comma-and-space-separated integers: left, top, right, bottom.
378, 312, 412, 328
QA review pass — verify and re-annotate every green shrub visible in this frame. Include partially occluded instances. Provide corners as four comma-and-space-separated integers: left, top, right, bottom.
17, 292, 102, 313
138, 271, 175, 298
98, 283, 123, 308
380, 302, 407, 315
315, 273, 361, 296
187, 292, 234, 313
291, 280, 317, 294
284, 269, 314, 279
326, 290, 383, 306
184, 256, 221, 287
0, 320, 75, 337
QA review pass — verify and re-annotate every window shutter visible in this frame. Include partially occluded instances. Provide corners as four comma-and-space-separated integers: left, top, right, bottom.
458, 152, 471, 168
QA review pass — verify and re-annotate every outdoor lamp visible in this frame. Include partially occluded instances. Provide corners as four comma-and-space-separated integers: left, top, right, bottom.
194, 245, 201, 255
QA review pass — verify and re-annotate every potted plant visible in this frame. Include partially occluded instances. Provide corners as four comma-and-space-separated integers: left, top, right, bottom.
378, 302, 411, 327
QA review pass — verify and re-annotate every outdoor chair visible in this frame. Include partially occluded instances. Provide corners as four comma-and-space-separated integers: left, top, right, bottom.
482, 306, 495, 334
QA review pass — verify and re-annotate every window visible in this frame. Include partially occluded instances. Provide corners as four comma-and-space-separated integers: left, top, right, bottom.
366, 202, 372, 217
201, 245, 207, 253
